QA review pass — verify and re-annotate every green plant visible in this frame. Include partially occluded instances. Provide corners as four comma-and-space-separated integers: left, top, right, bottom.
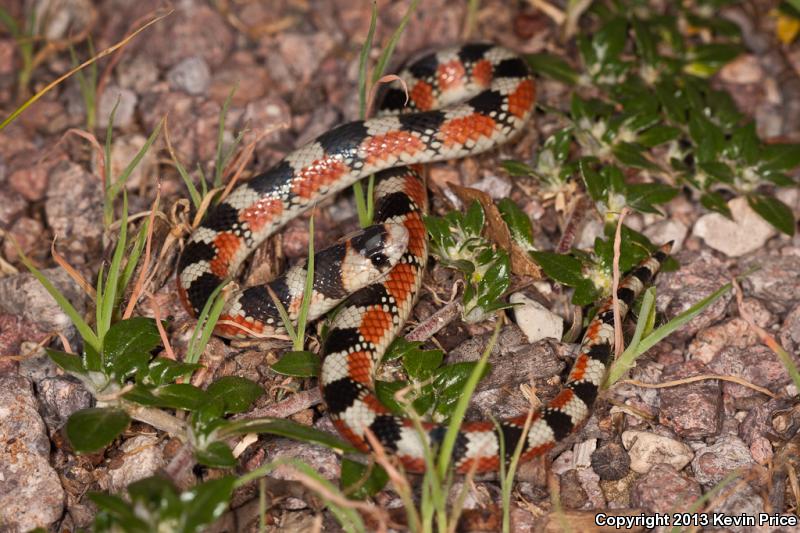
102, 103, 163, 228
519, 3, 799, 235
0, 6, 36, 96
70, 38, 98, 131
353, 0, 420, 227
426, 201, 514, 322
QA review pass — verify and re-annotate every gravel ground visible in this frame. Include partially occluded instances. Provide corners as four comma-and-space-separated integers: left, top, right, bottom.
0, 0, 799, 531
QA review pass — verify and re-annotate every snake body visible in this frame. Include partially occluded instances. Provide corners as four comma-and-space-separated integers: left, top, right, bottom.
177, 43, 669, 473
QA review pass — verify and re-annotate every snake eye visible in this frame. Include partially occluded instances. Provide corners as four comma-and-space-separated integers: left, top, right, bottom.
369, 252, 390, 270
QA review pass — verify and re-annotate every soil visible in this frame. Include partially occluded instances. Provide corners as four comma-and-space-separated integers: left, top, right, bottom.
0, 0, 799, 531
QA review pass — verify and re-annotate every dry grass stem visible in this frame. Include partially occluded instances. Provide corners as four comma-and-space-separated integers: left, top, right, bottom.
123, 186, 161, 319
619, 375, 776, 398
51, 237, 96, 299
611, 207, 630, 358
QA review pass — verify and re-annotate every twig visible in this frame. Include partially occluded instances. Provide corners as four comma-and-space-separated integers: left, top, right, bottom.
611, 207, 630, 358
406, 299, 462, 342
51, 236, 96, 299
619, 375, 777, 398
732, 277, 800, 390
123, 184, 160, 319
147, 292, 176, 360
237, 388, 322, 420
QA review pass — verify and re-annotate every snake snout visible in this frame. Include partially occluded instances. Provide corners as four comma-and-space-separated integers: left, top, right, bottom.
351, 223, 409, 272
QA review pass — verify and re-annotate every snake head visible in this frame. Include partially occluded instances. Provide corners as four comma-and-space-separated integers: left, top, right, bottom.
348, 223, 409, 274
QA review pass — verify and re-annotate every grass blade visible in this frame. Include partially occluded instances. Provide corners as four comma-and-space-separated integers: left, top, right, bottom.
0, 10, 172, 130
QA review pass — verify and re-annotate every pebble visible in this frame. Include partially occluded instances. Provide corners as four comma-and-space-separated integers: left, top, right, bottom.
45, 161, 103, 263
510, 292, 563, 343
693, 197, 777, 257
167, 56, 211, 96
0, 189, 27, 229
0, 39, 14, 75
687, 318, 760, 364
590, 441, 631, 480
0, 267, 85, 333
0, 375, 65, 531
690, 436, 754, 486
709, 483, 767, 533
779, 303, 800, 355
3, 216, 44, 263
630, 464, 702, 515
276, 32, 337, 86
708, 344, 792, 398
658, 360, 722, 439
265, 436, 340, 482
8, 163, 49, 201
621, 430, 694, 474
37, 377, 93, 431
642, 219, 688, 252
116, 55, 159, 94
142, 4, 233, 68
718, 54, 765, 85
743, 255, 800, 314
470, 174, 513, 200
109, 134, 157, 191
656, 250, 733, 340
104, 435, 166, 493
97, 85, 138, 130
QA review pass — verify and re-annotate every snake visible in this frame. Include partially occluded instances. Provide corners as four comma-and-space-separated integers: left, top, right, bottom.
177, 43, 670, 473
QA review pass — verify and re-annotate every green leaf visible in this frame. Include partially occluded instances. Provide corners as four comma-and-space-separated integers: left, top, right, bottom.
104, 317, 161, 380
271, 350, 320, 377
612, 142, 660, 170
84, 343, 102, 373
432, 362, 489, 419
122, 384, 161, 406
145, 358, 203, 386
699, 161, 734, 184
153, 384, 209, 411
66, 408, 130, 452
180, 476, 236, 533
579, 158, 606, 202
655, 80, 687, 123
501, 160, 535, 177
593, 17, 627, 64
206, 376, 264, 414
374, 380, 406, 415
219, 418, 360, 454
383, 337, 422, 361
626, 183, 680, 214
758, 143, 800, 172
631, 17, 656, 65
529, 251, 586, 287
596, 226, 654, 272
701, 192, 733, 218
525, 53, 579, 85
403, 345, 444, 381
637, 125, 681, 147
341, 459, 389, 500
573, 279, 602, 306
47, 348, 86, 375
195, 441, 236, 468
689, 112, 725, 162
498, 198, 536, 251
747, 194, 796, 236
463, 201, 485, 236
686, 43, 742, 74
89, 492, 148, 530
729, 122, 760, 165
